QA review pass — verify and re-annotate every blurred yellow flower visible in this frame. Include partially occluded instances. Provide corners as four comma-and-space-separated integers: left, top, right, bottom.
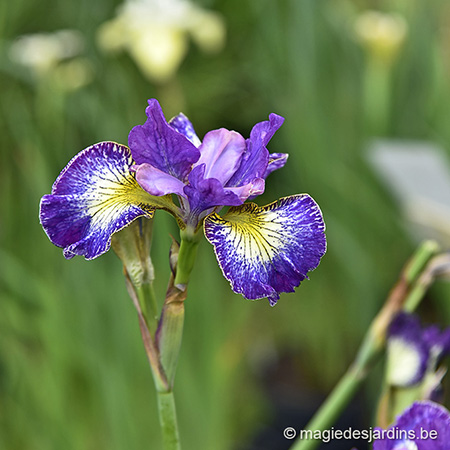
8, 30, 93, 91
354, 10, 408, 65
97, 0, 226, 83
9, 30, 84, 74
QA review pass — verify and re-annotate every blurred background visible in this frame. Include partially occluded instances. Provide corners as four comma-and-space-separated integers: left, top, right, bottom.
1, 0, 450, 449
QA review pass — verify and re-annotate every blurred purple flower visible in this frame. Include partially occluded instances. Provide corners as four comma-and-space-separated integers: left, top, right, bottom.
386, 312, 450, 397
40, 99, 326, 304
373, 401, 450, 450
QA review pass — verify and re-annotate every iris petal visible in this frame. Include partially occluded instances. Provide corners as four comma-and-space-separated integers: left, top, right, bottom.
169, 113, 202, 147
128, 99, 200, 181
204, 194, 326, 305
226, 178, 265, 202
184, 164, 242, 222
40, 142, 163, 260
135, 162, 187, 197
263, 152, 289, 179
373, 401, 450, 449
387, 313, 429, 387
196, 129, 246, 184
227, 113, 284, 187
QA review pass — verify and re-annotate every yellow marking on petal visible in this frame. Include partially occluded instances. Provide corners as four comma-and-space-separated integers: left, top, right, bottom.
71, 142, 180, 226
207, 201, 288, 264
85, 168, 156, 222
204, 194, 326, 302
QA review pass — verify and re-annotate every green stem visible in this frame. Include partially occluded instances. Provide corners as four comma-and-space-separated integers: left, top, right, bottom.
153, 227, 201, 449
136, 311, 169, 393
403, 240, 439, 284
174, 228, 201, 289
289, 241, 439, 450
293, 368, 363, 449
290, 335, 378, 450
157, 391, 181, 450
158, 300, 185, 387
137, 282, 158, 335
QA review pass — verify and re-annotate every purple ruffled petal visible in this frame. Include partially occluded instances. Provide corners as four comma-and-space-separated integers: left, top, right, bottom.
134, 163, 187, 197
196, 129, 246, 184
169, 113, 202, 147
226, 178, 265, 202
40, 142, 156, 260
204, 194, 326, 305
263, 152, 289, 179
184, 165, 242, 222
128, 99, 200, 181
373, 401, 450, 450
227, 113, 284, 188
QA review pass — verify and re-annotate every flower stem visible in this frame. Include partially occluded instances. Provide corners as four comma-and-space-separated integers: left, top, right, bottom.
174, 227, 201, 289
289, 240, 439, 450
153, 229, 200, 448
136, 282, 158, 335
157, 288, 186, 387
157, 391, 181, 450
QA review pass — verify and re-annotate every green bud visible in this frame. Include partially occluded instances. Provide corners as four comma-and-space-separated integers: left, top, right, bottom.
111, 217, 157, 332
111, 217, 154, 287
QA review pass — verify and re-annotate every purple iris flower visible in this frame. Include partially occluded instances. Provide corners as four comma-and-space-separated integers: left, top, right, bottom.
129, 99, 288, 227
40, 99, 326, 305
373, 401, 450, 450
386, 313, 450, 397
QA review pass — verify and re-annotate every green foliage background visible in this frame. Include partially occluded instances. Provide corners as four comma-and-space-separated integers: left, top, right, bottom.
1, 0, 450, 449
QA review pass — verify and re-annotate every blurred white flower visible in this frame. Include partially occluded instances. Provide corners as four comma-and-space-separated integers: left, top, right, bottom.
354, 10, 407, 65
97, 0, 226, 83
9, 30, 84, 73
8, 29, 93, 91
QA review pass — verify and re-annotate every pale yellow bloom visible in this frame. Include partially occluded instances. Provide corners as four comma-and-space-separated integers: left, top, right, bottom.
354, 10, 407, 65
8, 29, 93, 91
9, 30, 84, 74
97, 0, 226, 83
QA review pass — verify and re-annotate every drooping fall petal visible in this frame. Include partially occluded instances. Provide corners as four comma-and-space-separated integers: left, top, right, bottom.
40, 142, 165, 259
204, 194, 326, 305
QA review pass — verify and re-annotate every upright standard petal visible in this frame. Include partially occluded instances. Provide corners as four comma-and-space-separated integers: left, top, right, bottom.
169, 113, 202, 147
40, 142, 160, 260
263, 152, 289, 179
128, 99, 200, 181
227, 113, 284, 187
195, 129, 246, 184
204, 194, 326, 305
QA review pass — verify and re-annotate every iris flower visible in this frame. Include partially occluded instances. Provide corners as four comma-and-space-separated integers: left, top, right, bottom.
97, 0, 225, 83
40, 99, 326, 305
373, 401, 450, 449
386, 312, 450, 398
9, 30, 93, 91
